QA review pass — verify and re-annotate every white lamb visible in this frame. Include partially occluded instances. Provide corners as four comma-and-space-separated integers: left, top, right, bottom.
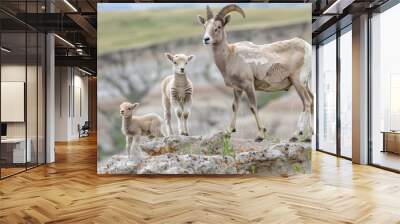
119, 102, 163, 161
161, 53, 195, 136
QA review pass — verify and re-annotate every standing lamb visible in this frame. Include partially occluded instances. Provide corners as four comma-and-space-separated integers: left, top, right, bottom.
119, 102, 163, 161
197, 4, 313, 142
161, 53, 195, 136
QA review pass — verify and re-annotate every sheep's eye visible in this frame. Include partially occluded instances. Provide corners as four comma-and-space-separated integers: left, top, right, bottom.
174, 62, 177, 65
218, 26, 221, 29
214, 28, 218, 32
128, 108, 131, 110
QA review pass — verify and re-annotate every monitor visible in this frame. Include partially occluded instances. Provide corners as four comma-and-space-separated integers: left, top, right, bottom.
1, 123, 7, 137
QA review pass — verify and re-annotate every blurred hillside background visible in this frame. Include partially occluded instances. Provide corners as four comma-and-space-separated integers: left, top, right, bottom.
97, 3, 311, 161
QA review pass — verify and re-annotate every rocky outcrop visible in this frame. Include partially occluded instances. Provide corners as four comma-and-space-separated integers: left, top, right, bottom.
98, 132, 311, 176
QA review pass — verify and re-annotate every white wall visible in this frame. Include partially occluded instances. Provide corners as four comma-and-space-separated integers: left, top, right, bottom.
1, 65, 38, 137
55, 67, 69, 141
54, 67, 89, 141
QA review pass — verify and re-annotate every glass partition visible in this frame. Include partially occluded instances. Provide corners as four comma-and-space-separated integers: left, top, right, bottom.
0, 1, 46, 179
27, 30, 38, 169
1, 30, 28, 177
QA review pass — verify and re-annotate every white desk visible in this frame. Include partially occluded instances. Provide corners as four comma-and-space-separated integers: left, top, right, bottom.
1, 138, 31, 163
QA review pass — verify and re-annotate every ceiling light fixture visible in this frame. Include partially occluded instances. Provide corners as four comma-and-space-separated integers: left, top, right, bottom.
54, 34, 75, 48
1, 47, 11, 53
76, 48, 84, 55
78, 67, 93, 76
63, 0, 78, 12
323, 0, 354, 15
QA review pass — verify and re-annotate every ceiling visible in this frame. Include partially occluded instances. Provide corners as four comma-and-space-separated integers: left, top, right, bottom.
0, 0, 394, 75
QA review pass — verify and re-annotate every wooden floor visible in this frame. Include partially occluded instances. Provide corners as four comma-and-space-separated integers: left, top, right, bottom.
372, 150, 400, 171
1, 167, 26, 178
1, 135, 400, 224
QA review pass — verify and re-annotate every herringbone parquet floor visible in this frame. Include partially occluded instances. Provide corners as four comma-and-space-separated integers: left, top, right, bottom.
1, 134, 400, 224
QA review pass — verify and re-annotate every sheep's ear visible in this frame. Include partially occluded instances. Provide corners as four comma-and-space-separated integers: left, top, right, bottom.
197, 15, 206, 25
165, 53, 174, 63
187, 55, 195, 62
131, 103, 139, 110
223, 15, 231, 26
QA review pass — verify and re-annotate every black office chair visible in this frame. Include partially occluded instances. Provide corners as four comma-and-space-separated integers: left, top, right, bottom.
79, 121, 90, 138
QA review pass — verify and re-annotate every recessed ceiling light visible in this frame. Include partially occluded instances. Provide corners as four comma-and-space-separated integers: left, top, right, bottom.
78, 67, 92, 76
1, 47, 11, 53
63, 0, 78, 12
54, 34, 75, 48
323, 0, 354, 15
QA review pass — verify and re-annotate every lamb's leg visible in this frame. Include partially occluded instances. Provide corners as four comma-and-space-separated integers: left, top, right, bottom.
126, 136, 133, 158
183, 111, 189, 136
229, 89, 243, 133
163, 97, 173, 136
152, 126, 164, 138
182, 101, 191, 136
175, 108, 185, 135
150, 120, 164, 137
130, 135, 147, 164
244, 85, 266, 142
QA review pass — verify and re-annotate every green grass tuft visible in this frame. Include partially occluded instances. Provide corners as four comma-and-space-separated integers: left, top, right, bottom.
222, 133, 235, 158
250, 164, 257, 174
292, 163, 302, 173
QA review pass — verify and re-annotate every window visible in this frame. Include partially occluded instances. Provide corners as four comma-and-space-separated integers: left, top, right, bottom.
318, 36, 337, 154
339, 28, 352, 158
371, 3, 400, 171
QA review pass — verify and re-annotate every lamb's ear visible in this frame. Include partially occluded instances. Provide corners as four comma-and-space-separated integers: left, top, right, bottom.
223, 15, 231, 26
197, 15, 206, 25
165, 53, 174, 63
131, 103, 139, 110
187, 55, 195, 62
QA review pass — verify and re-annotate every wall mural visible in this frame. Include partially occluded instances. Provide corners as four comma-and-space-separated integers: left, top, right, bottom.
97, 3, 313, 175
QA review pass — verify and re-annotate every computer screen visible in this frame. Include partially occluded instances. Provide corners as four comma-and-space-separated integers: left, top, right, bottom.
1, 123, 7, 137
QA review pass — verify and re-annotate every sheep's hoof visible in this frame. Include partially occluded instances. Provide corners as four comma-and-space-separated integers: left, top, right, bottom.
289, 136, 298, 142
184, 133, 189, 136
231, 128, 236, 133
180, 132, 189, 136
255, 137, 264, 142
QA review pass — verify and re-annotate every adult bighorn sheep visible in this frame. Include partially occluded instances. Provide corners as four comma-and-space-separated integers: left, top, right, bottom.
197, 4, 313, 142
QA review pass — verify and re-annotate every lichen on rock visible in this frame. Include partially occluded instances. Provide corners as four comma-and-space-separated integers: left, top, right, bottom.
98, 131, 311, 176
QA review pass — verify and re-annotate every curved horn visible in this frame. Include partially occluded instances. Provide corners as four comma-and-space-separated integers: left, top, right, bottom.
215, 4, 246, 21
206, 5, 213, 20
